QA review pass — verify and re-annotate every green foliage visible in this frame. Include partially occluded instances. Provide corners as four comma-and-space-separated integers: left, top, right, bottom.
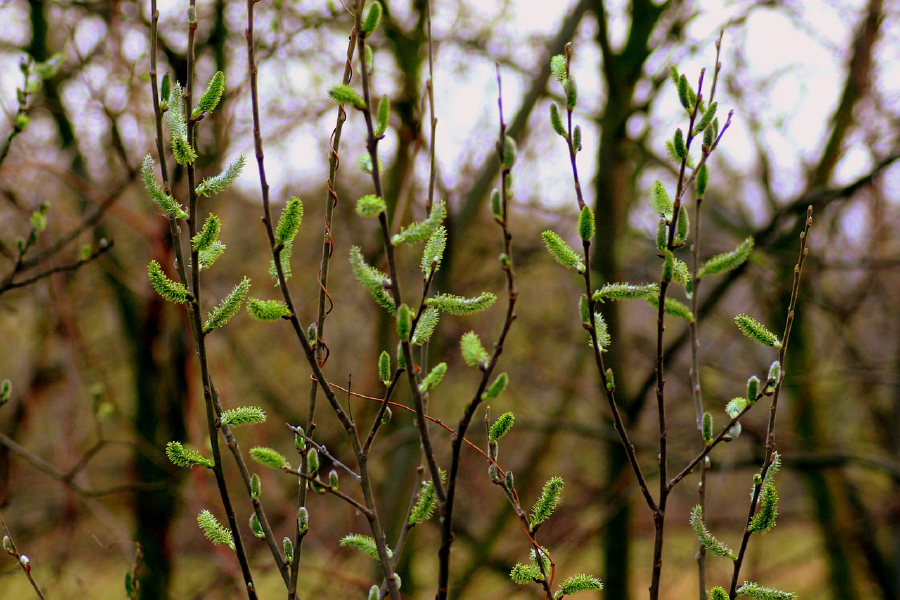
361, 1, 383, 35
645, 295, 694, 322
650, 180, 672, 216
750, 453, 781, 534
689, 505, 735, 559
160, 73, 171, 109
192, 214, 221, 252
327, 84, 366, 109
541, 230, 585, 272
510, 562, 543, 584
671, 255, 691, 286
556, 574, 603, 597
502, 135, 517, 170
340, 534, 391, 560
0, 379, 10, 405
593, 282, 658, 302
203, 277, 251, 333
694, 101, 718, 134
726, 397, 749, 419
747, 375, 760, 401
676, 205, 689, 244
141, 155, 188, 218
409, 474, 442, 525
283, 537, 294, 565
147, 260, 189, 303
566, 75, 578, 110
349, 246, 395, 311
197, 510, 234, 549
275, 197, 304, 246
195, 155, 246, 197
489, 412, 515, 442
378, 351, 392, 385
250, 513, 265, 538
297, 507, 309, 534
549, 102, 566, 137
194, 71, 225, 117
491, 188, 503, 222
482, 372, 508, 401
735, 582, 795, 599
246, 298, 291, 321
577, 205, 594, 242
375, 94, 390, 136
199, 241, 226, 271
593, 311, 611, 350
698, 237, 754, 278
673, 128, 686, 160
702, 412, 713, 445
735, 314, 782, 348
250, 447, 288, 470
165, 441, 213, 468
550, 54, 567, 85
766, 360, 782, 392
397, 304, 412, 341
709, 587, 729, 600
697, 164, 709, 197
356, 194, 385, 217
418, 362, 447, 393
421, 226, 447, 278
167, 82, 197, 165
426, 292, 496, 315
460, 331, 489, 367
530, 476, 564, 529
219, 406, 267, 427
392, 199, 446, 245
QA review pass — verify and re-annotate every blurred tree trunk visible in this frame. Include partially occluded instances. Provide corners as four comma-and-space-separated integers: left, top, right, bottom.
106, 232, 189, 600
591, 1, 666, 596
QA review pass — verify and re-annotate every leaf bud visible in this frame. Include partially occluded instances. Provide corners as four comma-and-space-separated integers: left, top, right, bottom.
578, 205, 595, 242
3, 536, 13, 554
573, 125, 582, 152
362, 1, 383, 35
283, 537, 294, 565
249, 513, 265, 539
746, 375, 760, 402
297, 507, 309, 534
250, 473, 261, 499
502, 135, 517, 170
397, 304, 412, 341
328, 469, 339, 490
549, 102, 566, 137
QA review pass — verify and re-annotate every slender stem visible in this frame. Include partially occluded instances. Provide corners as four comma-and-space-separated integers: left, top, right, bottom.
436, 65, 520, 599
692, 35, 723, 597
729, 207, 813, 598
246, 1, 399, 596
559, 51, 654, 512
178, 4, 258, 594
425, 0, 437, 213
289, 23, 358, 600
0, 509, 47, 600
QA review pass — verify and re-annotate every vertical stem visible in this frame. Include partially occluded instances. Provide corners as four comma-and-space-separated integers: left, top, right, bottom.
0, 510, 46, 600
729, 208, 813, 598
180, 2, 258, 595
245, 1, 399, 596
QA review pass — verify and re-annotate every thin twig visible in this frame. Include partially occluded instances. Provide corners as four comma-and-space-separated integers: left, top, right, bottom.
0, 510, 46, 600
728, 207, 813, 598
247, 1, 399, 595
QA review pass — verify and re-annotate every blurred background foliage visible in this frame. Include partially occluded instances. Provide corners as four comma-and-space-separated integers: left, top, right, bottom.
1, 0, 899, 597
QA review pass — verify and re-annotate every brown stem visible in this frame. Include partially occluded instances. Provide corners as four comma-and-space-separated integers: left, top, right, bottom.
0, 509, 46, 600
246, 1, 399, 596
436, 65, 519, 599
729, 207, 813, 598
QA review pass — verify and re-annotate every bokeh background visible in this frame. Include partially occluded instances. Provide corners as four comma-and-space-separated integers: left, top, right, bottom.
1, 0, 899, 597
